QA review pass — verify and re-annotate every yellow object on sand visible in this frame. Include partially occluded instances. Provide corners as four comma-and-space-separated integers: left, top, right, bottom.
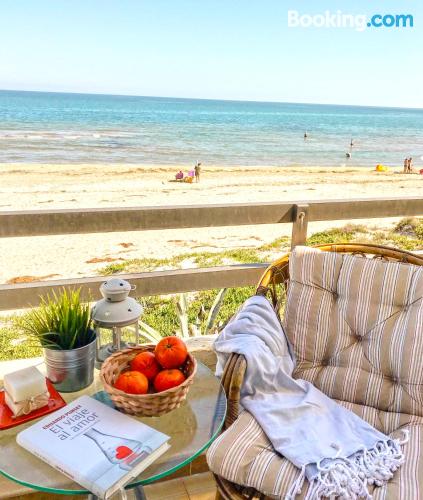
375, 164, 388, 172
184, 176, 193, 183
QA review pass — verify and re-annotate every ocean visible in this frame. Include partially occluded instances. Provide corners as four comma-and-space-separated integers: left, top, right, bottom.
0, 90, 422, 167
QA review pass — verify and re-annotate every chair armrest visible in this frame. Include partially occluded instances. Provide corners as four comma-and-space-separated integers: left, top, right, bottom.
221, 353, 247, 429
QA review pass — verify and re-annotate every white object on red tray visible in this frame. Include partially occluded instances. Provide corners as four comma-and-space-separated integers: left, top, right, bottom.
3, 366, 49, 417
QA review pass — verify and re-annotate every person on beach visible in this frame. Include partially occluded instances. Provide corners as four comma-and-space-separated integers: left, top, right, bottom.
194, 162, 201, 183
404, 158, 409, 173
304, 132, 308, 140
346, 139, 354, 159
408, 157, 413, 173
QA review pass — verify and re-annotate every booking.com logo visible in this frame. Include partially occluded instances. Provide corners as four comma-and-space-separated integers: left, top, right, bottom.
288, 10, 414, 31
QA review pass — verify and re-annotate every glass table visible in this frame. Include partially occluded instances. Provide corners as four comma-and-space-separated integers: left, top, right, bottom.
0, 359, 226, 498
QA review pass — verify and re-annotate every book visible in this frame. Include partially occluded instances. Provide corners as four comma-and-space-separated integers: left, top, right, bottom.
17, 395, 170, 499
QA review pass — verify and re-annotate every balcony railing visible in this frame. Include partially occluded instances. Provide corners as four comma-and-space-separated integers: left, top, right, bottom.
1, 196, 422, 311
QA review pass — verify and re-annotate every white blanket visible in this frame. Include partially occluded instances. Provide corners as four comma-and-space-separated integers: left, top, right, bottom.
215, 295, 408, 499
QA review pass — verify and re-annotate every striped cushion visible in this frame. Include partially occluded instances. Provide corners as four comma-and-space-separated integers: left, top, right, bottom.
284, 246, 423, 416
207, 408, 423, 499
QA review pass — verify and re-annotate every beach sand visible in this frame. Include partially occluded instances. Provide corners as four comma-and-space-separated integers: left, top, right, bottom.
1, 163, 422, 284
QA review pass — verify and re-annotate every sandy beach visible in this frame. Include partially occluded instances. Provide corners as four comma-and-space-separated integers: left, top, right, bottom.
1, 163, 422, 285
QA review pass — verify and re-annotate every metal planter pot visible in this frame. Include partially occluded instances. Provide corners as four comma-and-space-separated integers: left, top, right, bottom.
43, 337, 96, 392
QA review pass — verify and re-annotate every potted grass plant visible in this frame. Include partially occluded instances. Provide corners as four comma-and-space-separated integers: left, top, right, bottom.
20, 289, 96, 392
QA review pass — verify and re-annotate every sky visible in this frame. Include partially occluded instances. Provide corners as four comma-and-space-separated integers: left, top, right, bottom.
0, 0, 421, 107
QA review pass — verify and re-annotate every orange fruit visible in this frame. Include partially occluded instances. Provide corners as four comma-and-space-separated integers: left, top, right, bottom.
114, 370, 148, 395
153, 369, 186, 392
130, 351, 160, 381
154, 336, 188, 369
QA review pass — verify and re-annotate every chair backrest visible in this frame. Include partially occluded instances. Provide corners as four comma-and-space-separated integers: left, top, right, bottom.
258, 244, 423, 417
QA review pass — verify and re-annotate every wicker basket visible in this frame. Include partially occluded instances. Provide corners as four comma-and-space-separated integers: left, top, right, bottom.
100, 345, 197, 416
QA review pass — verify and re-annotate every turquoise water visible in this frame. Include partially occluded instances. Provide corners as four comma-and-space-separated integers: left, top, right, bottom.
0, 90, 422, 166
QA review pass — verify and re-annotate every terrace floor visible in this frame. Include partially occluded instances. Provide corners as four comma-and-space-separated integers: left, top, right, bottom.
141, 472, 216, 500
0, 471, 217, 500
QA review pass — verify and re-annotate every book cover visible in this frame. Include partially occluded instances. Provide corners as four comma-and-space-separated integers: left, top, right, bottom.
16, 395, 170, 499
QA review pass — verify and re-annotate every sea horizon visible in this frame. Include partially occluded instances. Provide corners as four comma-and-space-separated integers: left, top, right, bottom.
0, 89, 422, 167
3, 88, 423, 111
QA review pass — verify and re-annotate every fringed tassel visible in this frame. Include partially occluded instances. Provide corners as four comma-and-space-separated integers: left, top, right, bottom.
285, 465, 306, 500
285, 430, 409, 500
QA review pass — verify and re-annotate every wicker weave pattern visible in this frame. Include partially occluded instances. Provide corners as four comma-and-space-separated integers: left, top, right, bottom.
100, 345, 197, 416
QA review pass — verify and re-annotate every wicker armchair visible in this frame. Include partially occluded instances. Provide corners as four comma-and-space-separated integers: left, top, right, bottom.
214, 243, 423, 500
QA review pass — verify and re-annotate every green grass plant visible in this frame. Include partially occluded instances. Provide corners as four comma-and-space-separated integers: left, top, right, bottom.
18, 288, 95, 350
0, 316, 42, 360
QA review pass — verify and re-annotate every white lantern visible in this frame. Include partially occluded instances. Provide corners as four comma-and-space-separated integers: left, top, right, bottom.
91, 278, 143, 367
